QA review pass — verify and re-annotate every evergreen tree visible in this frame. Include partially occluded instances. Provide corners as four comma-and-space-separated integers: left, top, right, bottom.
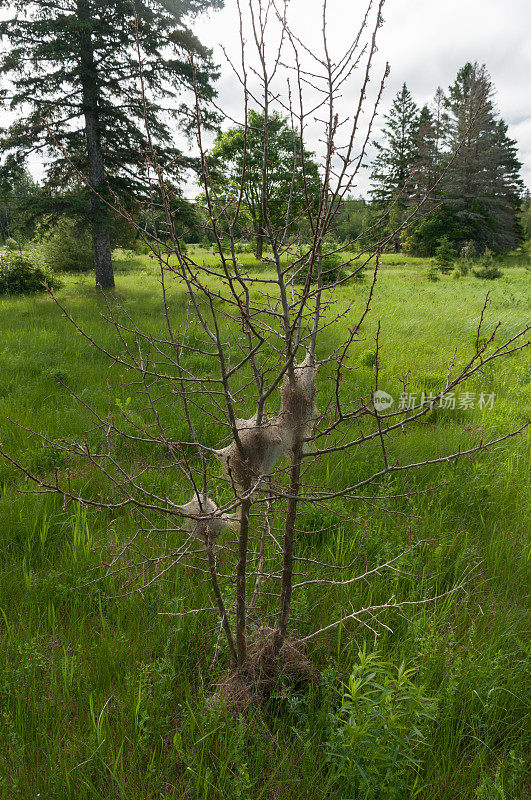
442, 62, 524, 252
520, 190, 531, 242
0, 164, 41, 243
409, 88, 448, 204
0, 0, 221, 286
409, 106, 438, 201
370, 83, 420, 204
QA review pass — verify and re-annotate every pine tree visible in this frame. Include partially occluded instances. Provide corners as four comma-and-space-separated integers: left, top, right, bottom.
370, 83, 420, 204
442, 62, 524, 252
0, 0, 221, 287
409, 88, 448, 204
409, 106, 438, 201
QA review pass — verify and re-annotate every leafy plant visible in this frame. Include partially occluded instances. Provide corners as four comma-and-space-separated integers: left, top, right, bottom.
36, 216, 93, 273
472, 264, 503, 279
294, 248, 348, 285
328, 646, 436, 799
472, 249, 503, 279
0, 248, 60, 295
459, 240, 477, 275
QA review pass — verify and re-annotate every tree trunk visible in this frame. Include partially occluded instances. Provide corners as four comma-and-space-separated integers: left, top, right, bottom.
255, 228, 264, 259
273, 443, 303, 655
77, 1, 114, 288
236, 497, 252, 664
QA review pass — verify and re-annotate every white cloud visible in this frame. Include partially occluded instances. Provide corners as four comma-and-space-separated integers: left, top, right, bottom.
193, 0, 531, 195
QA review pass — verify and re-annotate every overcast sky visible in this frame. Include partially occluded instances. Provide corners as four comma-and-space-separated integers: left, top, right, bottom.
11, 0, 531, 197
191, 0, 531, 196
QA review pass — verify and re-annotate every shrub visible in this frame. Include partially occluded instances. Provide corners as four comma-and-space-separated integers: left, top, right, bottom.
360, 349, 377, 368
234, 241, 255, 254
0, 249, 61, 295
37, 216, 93, 272
460, 240, 476, 262
3, 236, 22, 251
328, 646, 436, 800
434, 236, 458, 273
427, 266, 440, 281
472, 249, 503, 279
452, 267, 461, 279
458, 240, 476, 275
472, 264, 503, 280
294, 248, 349, 285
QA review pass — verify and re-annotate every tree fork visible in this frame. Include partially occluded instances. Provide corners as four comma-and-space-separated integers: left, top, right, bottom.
77, 0, 114, 288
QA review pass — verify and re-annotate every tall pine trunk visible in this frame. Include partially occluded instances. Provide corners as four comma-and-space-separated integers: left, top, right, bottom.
77, 1, 114, 288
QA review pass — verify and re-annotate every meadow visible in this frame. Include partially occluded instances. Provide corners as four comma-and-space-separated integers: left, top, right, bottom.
0, 249, 529, 799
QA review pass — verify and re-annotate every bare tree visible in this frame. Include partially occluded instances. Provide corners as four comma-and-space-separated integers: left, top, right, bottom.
1, 0, 528, 706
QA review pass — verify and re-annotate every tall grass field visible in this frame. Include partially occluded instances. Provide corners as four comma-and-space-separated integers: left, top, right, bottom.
0, 249, 529, 799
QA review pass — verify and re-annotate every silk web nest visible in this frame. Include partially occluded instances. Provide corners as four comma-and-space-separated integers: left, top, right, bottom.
214, 353, 318, 491
176, 353, 317, 536
176, 496, 239, 542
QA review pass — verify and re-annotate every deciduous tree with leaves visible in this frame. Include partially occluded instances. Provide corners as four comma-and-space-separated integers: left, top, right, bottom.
206, 109, 322, 257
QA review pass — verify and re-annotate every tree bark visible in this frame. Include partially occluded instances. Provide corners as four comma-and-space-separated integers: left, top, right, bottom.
273, 443, 303, 655
77, 1, 114, 288
254, 228, 264, 259
206, 540, 238, 668
236, 496, 252, 664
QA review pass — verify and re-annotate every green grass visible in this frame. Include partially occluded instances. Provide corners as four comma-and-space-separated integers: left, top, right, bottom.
0, 249, 530, 799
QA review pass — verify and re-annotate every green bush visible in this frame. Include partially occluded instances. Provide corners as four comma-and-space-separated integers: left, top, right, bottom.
328, 646, 436, 799
37, 216, 93, 272
472, 264, 503, 279
472, 249, 503, 279
434, 236, 458, 273
3, 236, 21, 251
294, 248, 349, 285
360, 349, 377, 368
0, 249, 61, 295
458, 240, 476, 275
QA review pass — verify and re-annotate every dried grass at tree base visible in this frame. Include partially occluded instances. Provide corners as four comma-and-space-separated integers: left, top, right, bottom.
211, 627, 317, 713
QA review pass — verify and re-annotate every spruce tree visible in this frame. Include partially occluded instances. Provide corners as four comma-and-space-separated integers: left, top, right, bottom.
521, 190, 531, 242
443, 62, 524, 252
409, 106, 438, 201
0, 164, 41, 243
0, 0, 221, 287
370, 83, 420, 204
409, 88, 448, 204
